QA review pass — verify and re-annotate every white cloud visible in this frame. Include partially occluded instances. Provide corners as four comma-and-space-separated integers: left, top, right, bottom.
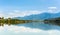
0, 7, 60, 18
5, 7, 60, 18
48, 7, 59, 13
48, 7, 57, 9
0, 11, 4, 17
7, 10, 43, 18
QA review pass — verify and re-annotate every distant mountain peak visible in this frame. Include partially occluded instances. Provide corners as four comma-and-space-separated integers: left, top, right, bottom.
14, 12, 60, 20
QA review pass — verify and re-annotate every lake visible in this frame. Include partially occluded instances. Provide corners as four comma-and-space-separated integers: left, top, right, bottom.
0, 22, 60, 35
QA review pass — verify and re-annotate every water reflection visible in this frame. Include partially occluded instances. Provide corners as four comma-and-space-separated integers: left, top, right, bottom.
17, 22, 60, 30
0, 22, 60, 30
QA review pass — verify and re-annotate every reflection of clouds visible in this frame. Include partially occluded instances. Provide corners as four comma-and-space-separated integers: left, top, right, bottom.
0, 26, 4, 31
0, 25, 41, 33
0, 24, 60, 35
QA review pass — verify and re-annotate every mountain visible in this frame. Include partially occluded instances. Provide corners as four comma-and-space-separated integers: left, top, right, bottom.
14, 12, 60, 20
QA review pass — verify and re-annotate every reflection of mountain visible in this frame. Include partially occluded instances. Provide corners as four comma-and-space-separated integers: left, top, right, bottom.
17, 22, 60, 30
15, 13, 60, 20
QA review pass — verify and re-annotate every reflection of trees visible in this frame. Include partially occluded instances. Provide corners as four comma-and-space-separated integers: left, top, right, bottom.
0, 18, 35, 26
0, 17, 42, 26
44, 18, 60, 26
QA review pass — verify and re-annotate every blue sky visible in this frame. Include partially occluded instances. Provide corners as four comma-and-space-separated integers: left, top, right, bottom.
0, 0, 60, 17
1, 0, 60, 10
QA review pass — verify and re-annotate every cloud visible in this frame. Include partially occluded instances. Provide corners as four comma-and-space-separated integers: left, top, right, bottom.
48, 7, 58, 13
0, 11, 6, 17
7, 10, 43, 17
5, 7, 60, 18
0, 10, 44, 18
48, 7, 57, 9
0, 7, 60, 18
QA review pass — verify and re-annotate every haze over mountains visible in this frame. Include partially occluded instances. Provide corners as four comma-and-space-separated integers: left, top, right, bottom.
14, 12, 60, 20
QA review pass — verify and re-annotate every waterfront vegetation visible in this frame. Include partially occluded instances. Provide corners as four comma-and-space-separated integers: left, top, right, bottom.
0, 17, 42, 26
1, 17, 60, 26
44, 17, 60, 26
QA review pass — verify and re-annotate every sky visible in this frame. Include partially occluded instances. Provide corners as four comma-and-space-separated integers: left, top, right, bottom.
0, 0, 60, 17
